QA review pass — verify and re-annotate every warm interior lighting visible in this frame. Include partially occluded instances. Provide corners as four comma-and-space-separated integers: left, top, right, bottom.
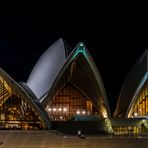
0, 76, 12, 106
58, 108, 62, 111
60, 116, 63, 119
76, 110, 80, 115
48, 108, 51, 111
46, 84, 99, 121
63, 108, 67, 112
82, 111, 86, 114
127, 80, 148, 118
134, 112, 138, 116
53, 108, 57, 111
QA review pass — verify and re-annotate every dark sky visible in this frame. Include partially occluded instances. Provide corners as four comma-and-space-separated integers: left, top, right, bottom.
0, 4, 148, 114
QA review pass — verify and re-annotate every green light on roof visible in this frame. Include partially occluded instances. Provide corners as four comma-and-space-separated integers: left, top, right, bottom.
72, 45, 88, 60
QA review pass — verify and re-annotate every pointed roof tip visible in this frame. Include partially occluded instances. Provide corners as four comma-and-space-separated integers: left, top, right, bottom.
53, 38, 64, 44
47, 38, 69, 54
74, 42, 87, 51
59, 39, 73, 57
52, 38, 66, 46
77, 42, 89, 53
145, 49, 148, 56
58, 38, 71, 46
143, 49, 148, 54
138, 49, 148, 63
78, 42, 85, 47
58, 38, 64, 42
141, 49, 148, 57
56, 38, 69, 48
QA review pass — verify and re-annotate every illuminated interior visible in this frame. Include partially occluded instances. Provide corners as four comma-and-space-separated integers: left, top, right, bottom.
127, 81, 148, 118
46, 83, 100, 121
0, 75, 45, 130
0, 76, 12, 105
113, 126, 140, 135
44, 45, 110, 121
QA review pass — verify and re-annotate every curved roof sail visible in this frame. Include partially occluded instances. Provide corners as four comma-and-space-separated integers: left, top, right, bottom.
0, 68, 50, 129
27, 38, 69, 99
43, 43, 111, 118
114, 50, 148, 118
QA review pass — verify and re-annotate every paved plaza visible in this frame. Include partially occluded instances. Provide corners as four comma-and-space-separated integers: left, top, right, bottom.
0, 131, 148, 148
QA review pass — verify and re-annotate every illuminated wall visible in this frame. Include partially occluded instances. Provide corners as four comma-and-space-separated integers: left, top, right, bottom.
46, 83, 99, 121
127, 81, 148, 118
0, 76, 12, 106
114, 50, 148, 118
0, 39, 111, 132
0, 75, 45, 130
45, 43, 110, 121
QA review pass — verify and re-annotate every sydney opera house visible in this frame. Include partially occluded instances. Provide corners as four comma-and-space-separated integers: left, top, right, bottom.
1, 38, 148, 135
0, 39, 112, 133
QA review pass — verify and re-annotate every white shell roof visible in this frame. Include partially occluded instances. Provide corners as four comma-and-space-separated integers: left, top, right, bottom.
27, 38, 67, 99
114, 50, 148, 118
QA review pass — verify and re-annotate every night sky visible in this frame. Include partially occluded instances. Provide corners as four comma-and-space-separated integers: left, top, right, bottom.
0, 5, 148, 114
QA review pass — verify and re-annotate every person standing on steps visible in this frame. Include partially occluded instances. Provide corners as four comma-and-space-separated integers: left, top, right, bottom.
77, 130, 81, 138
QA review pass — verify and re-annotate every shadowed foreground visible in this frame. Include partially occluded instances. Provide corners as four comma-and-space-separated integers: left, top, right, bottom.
0, 131, 148, 148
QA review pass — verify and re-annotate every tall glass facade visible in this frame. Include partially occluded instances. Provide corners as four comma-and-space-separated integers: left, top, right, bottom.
128, 81, 148, 118
46, 83, 99, 121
